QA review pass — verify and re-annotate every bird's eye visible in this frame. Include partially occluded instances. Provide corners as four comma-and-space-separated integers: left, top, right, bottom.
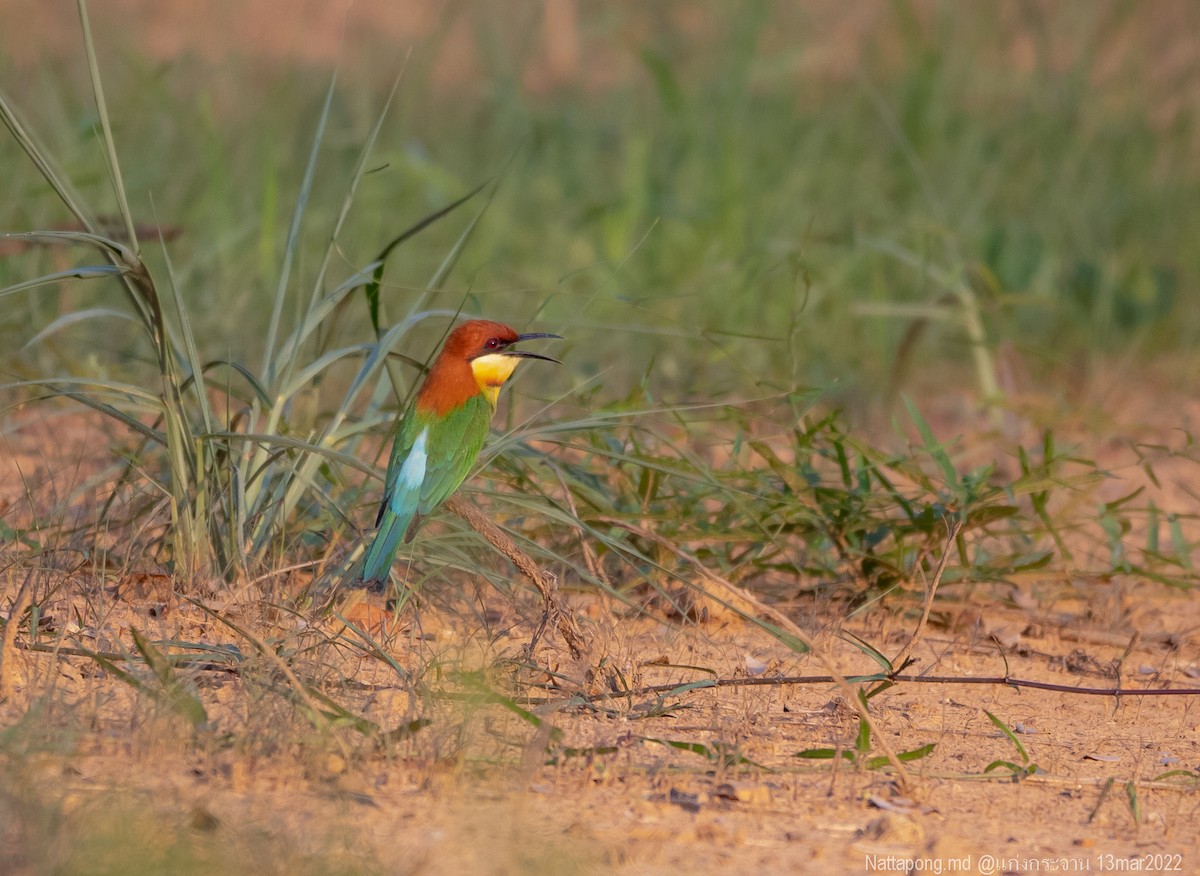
486, 337, 502, 350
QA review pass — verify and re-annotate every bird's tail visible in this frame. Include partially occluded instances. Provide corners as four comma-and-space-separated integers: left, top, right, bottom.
360, 506, 414, 586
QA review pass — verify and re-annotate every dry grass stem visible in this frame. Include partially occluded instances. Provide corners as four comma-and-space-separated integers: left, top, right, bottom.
0, 570, 37, 700
445, 494, 587, 659
890, 517, 963, 672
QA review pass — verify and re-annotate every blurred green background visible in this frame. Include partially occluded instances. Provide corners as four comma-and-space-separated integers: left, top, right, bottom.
2, 0, 1197, 408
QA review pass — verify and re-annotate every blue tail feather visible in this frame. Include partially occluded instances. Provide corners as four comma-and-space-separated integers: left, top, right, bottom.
360, 506, 415, 585
361, 424, 430, 585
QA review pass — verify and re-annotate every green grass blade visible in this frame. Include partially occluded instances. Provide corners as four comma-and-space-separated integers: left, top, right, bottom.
199, 431, 379, 478
303, 72, 404, 321
157, 225, 214, 434
983, 709, 1029, 764
0, 92, 95, 228
0, 266, 123, 300
262, 71, 337, 387
76, 0, 138, 252
21, 308, 134, 351
363, 180, 489, 335
902, 395, 959, 487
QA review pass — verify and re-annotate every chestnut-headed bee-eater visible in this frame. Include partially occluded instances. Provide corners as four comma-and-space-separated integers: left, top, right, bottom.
359, 319, 562, 585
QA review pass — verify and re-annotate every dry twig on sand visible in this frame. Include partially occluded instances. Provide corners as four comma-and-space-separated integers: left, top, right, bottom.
445, 494, 587, 660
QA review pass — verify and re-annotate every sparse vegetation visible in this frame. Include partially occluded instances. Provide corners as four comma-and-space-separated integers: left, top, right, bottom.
2, 2, 1199, 873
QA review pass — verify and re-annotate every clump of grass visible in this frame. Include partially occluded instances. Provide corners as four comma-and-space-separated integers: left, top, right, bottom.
0, 5, 511, 588
507, 391, 1197, 637
2, 4, 1199, 814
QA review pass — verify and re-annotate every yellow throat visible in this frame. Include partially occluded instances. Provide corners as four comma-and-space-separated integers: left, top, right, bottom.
469, 353, 521, 407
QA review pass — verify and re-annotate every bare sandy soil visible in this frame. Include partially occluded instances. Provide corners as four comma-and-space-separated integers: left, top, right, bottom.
1, 377, 1199, 875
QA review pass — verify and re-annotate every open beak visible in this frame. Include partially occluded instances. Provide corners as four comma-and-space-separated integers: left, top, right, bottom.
504, 332, 564, 364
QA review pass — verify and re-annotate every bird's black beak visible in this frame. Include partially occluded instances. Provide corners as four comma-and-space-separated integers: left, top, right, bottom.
505, 332, 563, 364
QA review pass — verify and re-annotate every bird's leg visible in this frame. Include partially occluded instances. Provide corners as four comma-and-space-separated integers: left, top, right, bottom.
443, 494, 586, 660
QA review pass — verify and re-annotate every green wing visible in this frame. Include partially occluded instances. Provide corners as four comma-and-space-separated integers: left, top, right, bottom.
362, 395, 494, 583
416, 394, 493, 514
374, 394, 493, 528
374, 403, 429, 526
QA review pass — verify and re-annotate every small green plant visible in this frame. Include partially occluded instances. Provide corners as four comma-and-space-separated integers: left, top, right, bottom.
982, 709, 1042, 780
642, 736, 764, 770
1124, 780, 1141, 825
796, 689, 935, 771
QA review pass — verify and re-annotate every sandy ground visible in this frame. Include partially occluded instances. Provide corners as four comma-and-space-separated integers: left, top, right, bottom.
2, 575, 1199, 874
3, 4, 1200, 872
1, 381, 1198, 875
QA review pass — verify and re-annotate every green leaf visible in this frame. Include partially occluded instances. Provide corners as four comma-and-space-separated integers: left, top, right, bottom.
1150, 769, 1200, 782
839, 630, 895, 673
895, 742, 936, 762
647, 737, 711, 758
0, 265, 123, 299
657, 680, 718, 699
363, 181, 489, 334
1124, 781, 1141, 823
984, 759, 1023, 775
903, 396, 958, 487
854, 715, 871, 756
0, 520, 40, 550
641, 737, 763, 768
964, 504, 1019, 528
984, 709, 1029, 764
795, 748, 853, 761
556, 745, 620, 760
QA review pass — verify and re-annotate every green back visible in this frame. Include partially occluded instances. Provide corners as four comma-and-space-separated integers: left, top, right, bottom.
384, 393, 495, 516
